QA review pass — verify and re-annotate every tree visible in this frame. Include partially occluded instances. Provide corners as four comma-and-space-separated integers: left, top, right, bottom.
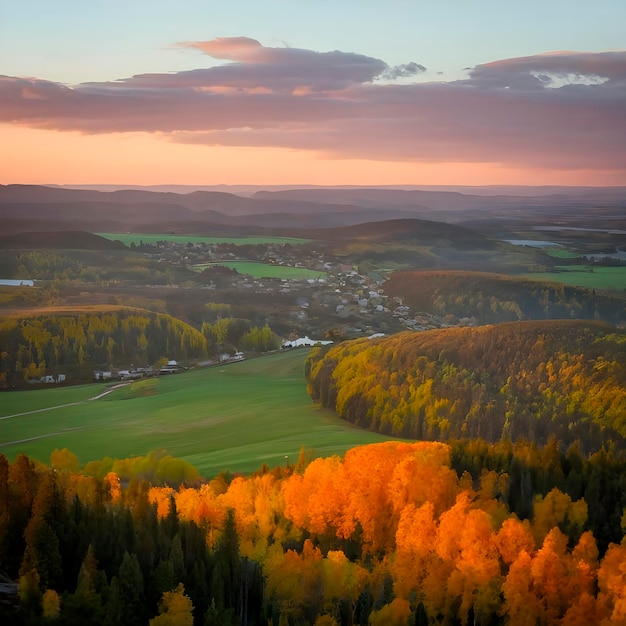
20, 517, 63, 592
117, 552, 145, 626
18, 568, 42, 624
596, 541, 626, 624
61, 545, 104, 626
103, 576, 123, 626
149, 583, 194, 626
42, 588, 61, 620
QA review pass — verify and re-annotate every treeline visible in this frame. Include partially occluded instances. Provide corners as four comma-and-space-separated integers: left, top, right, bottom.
0, 307, 208, 385
383, 270, 626, 325
1, 440, 625, 625
0, 250, 83, 282
0, 249, 177, 287
201, 318, 280, 354
305, 320, 626, 453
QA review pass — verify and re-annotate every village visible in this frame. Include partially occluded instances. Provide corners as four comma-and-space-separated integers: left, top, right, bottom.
136, 237, 474, 340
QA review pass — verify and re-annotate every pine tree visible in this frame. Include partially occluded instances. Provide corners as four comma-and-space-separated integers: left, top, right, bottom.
117, 552, 145, 626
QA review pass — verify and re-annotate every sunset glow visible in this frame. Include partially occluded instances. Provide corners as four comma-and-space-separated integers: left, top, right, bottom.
1, 1, 624, 187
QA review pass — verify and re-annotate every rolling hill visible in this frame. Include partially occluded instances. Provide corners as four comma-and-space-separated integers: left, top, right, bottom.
305, 320, 626, 453
0, 230, 128, 250
304, 218, 550, 273
3, 184, 624, 234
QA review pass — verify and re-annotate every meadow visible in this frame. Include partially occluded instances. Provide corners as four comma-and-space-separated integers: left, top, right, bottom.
0, 350, 393, 477
544, 248, 580, 259
524, 265, 626, 291
192, 261, 328, 280
97, 233, 310, 246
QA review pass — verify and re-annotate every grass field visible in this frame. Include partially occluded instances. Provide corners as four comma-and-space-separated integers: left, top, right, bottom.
0, 350, 395, 477
192, 261, 328, 281
524, 265, 626, 292
97, 233, 310, 246
545, 249, 580, 259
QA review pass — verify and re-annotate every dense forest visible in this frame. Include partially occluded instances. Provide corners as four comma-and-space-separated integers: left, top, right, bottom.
305, 321, 626, 453
382, 270, 626, 325
1, 440, 625, 625
0, 308, 208, 386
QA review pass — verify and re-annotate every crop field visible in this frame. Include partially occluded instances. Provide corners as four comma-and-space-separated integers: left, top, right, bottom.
97, 233, 310, 246
192, 261, 328, 280
0, 350, 394, 477
524, 265, 626, 292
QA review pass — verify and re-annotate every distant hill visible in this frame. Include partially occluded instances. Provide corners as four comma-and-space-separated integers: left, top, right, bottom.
304, 219, 550, 273
306, 320, 626, 453
3, 184, 624, 234
383, 270, 626, 325
252, 186, 626, 211
306, 217, 490, 244
0, 230, 127, 250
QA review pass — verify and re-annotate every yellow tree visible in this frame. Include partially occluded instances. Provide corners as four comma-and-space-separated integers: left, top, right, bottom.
596, 541, 626, 625
149, 583, 194, 626
393, 501, 437, 599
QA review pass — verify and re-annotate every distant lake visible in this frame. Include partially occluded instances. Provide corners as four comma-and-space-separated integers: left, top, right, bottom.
504, 239, 561, 248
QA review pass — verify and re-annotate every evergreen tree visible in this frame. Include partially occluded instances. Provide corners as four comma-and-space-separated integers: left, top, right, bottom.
103, 576, 123, 626
117, 552, 145, 626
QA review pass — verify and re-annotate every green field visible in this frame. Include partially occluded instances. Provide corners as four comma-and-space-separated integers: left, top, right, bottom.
0, 350, 394, 477
97, 233, 310, 246
524, 265, 626, 292
545, 249, 580, 259
192, 261, 327, 280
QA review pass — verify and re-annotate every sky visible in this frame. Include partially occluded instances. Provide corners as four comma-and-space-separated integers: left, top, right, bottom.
1, 0, 625, 187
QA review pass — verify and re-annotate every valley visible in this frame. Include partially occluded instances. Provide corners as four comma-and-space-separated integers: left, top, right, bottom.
1, 183, 625, 625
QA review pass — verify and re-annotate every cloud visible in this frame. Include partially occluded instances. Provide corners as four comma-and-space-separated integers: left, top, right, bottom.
179, 37, 265, 62
381, 62, 427, 80
0, 40, 624, 172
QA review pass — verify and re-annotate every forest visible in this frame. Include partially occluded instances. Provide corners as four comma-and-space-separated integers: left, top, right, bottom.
305, 320, 626, 453
381, 270, 626, 326
1, 439, 625, 625
0, 308, 208, 387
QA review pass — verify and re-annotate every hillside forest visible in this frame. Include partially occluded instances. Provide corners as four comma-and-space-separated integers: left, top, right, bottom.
381, 271, 626, 326
0, 308, 281, 388
1, 439, 626, 626
305, 321, 626, 453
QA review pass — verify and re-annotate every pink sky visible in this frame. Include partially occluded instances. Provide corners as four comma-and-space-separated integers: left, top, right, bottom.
1, 39, 624, 186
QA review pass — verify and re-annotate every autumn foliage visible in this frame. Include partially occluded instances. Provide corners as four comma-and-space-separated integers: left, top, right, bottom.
1, 440, 625, 625
0, 307, 209, 385
306, 320, 626, 452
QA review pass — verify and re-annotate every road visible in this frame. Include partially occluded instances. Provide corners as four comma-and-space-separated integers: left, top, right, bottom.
0, 383, 130, 421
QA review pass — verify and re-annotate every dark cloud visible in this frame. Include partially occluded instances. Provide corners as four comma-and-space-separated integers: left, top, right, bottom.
0, 40, 624, 172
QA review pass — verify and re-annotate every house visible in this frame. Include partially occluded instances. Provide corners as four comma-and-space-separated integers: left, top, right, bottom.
281, 337, 333, 349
